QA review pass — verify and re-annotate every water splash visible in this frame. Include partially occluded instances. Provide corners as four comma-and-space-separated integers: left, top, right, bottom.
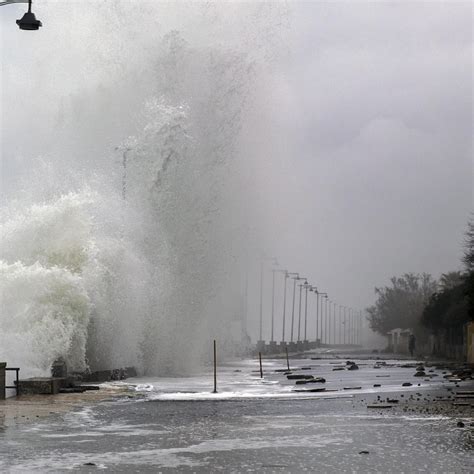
1, 2, 288, 376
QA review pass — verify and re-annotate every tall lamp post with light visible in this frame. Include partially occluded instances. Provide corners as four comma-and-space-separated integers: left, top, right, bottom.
302, 282, 312, 350
315, 291, 327, 346
269, 268, 287, 353
257, 256, 278, 353
289, 274, 306, 352
279, 271, 294, 351
296, 279, 308, 351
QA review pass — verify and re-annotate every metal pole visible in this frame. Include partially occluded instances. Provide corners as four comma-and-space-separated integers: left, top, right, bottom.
213, 340, 217, 393
304, 284, 308, 341
259, 261, 264, 342
243, 268, 248, 339
330, 302, 333, 345
315, 291, 319, 343
332, 302, 335, 345
338, 305, 341, 345
271, 270, 276, 342
259, 352, 263, 378
349, 308, 352, 344
343, 307, 346, 345
297, 284, 303, 341
281, 273, 288, 342
325, 297, 328, 344
290, 278, 297, 343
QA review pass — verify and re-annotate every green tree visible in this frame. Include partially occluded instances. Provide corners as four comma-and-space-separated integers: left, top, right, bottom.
367, 273, 437, 335
463, 218, 474, 272
421, 281, 468, 333
463, 218, 474, 320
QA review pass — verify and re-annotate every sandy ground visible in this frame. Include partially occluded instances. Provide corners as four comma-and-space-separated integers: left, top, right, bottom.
0, 385, 130, 429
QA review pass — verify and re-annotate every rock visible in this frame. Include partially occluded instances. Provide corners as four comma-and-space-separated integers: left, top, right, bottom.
457, 421, 465, 428
84, 462, 96, 466
359, 451, 370, 454
373, 384, 381, 387
347, 364, 359, 371
287, 374, 314, 380
59, 387, 86, 394
332, 367, 345, 371
295, 377, 326, 385
293, 387, 326, 393
402, 382, 412, 387
414, 370, 426, 377
387, 399, 399, 403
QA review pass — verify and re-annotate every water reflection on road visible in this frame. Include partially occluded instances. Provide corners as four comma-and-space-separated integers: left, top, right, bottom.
0, 353, 472, 472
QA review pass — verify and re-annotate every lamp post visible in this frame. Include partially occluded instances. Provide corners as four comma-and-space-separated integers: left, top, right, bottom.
297, 283, 304, 345
296, 278, 308, 350
0, 0, 42, 30
280, 271, 290, 347
257, 256, 278, 352
289, 274, 305, 351
332, 301, 337, 345
327, 300, 332, 345
303, 282, 311, 349
270, 269, 276, 346
316, 292, 327, 346
337, 304, 341, 345
349, 308, 353, 345
324, 295, 329, 344
270, 268, 287, 353
343, 306, 347, 345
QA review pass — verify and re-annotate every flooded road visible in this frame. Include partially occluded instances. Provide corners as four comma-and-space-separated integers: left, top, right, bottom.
1, 353, 473, 472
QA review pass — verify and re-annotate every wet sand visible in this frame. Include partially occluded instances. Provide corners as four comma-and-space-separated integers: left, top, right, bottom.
0, 384, 130, 428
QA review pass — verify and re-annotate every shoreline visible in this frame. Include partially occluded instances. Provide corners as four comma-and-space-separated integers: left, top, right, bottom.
0, 384, 131, 428
1, 355, 472, 429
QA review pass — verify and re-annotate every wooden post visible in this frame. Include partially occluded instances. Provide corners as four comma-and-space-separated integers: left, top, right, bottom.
213, 339, 217, 393
259, 351, 263, 378
286, 347, 290, 371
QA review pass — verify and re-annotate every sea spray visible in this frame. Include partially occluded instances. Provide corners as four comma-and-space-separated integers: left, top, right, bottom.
1, 2, 288, 376
0, 189, 150, 376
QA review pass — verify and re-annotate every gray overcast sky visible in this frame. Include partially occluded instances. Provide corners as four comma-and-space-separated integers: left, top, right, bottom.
1, 1, 472, 340
244, 1, 473, 319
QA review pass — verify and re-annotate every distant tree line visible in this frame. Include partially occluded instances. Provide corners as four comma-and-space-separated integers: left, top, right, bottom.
367, 218, 474, 349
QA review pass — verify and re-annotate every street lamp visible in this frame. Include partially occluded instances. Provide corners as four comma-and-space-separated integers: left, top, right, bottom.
338, 305, 343, 345
303, 282, 311, 346
257, 256, 278, 350
280, 271, 291, 346
289, 274, 304, 346
270, 268, 287, 351
314, 291, 327, 345
296, 278, 308, 347
0, 0, 42, 30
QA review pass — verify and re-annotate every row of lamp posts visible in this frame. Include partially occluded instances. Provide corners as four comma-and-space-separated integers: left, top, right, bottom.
256, 258, 364, 354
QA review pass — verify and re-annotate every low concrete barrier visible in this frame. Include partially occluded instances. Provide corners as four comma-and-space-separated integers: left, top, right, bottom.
18, 377, 66, 395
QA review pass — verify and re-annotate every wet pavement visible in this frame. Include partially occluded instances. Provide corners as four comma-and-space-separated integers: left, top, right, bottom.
0, 352, 473, 472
